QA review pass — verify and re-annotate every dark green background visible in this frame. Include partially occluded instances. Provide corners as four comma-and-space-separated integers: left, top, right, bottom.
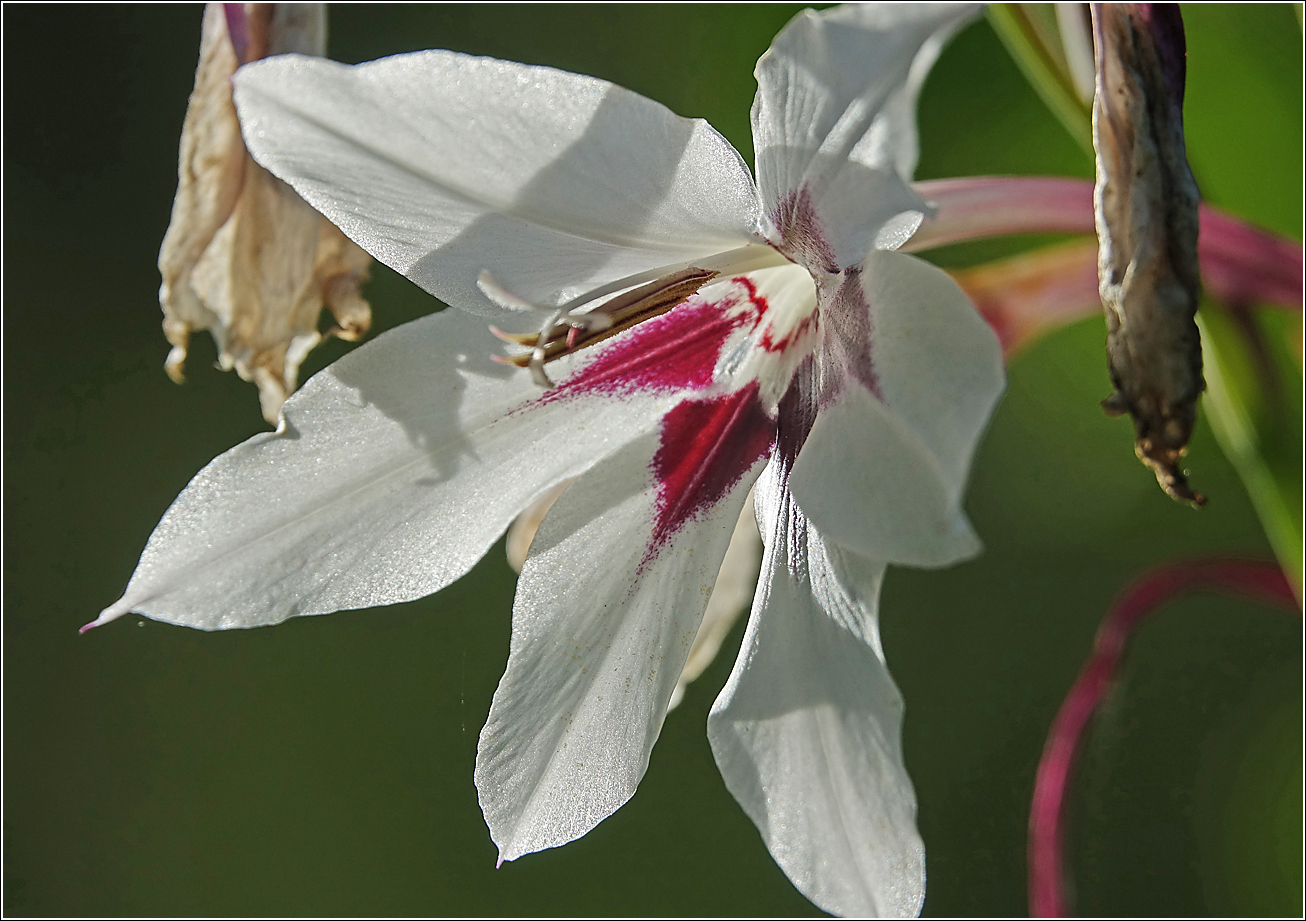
4, 4, 1301, 916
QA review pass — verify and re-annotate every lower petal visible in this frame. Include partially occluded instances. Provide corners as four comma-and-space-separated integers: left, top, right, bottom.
708, 469, 924, 918
790, 249, 1003, 567
669, 488, 762, 711
790, 379, 982, 567
94, 308, 672, 630
476, 401, 771, 861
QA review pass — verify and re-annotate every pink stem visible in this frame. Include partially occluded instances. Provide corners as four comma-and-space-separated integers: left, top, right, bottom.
908, 176, 1303, 311
1028, 558, 1300, 917
907, 177, 1096, 248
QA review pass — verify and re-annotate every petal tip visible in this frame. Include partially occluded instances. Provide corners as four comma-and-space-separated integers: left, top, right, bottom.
80, 604, 128, 634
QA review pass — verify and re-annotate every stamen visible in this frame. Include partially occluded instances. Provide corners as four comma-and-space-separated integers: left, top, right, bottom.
508, 268, 721, 384
488, 326, 536, 346
477, 271, 542, 313
478, 244, 792, 387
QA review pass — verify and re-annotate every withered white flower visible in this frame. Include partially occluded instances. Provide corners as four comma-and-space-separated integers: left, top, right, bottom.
159, 3, 372, 424
96, 4, 1003, 915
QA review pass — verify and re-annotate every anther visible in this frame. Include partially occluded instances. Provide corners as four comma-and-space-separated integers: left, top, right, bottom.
477, 258, 778, 387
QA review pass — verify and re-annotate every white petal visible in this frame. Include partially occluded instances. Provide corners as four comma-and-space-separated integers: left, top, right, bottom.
790, 250, 1004, 567
477, 405, 771, 861
93, 309, 677, 631
669, 487, 762, 711
233, 51, 760, 316
708, 467, 923, 918
503, 479, 572, 574
751, 4, 979, 268
754, 3, 980, 187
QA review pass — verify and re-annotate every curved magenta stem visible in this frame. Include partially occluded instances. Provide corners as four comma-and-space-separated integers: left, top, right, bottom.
1028, 558, 1300, 917
909, 176, 1303, 311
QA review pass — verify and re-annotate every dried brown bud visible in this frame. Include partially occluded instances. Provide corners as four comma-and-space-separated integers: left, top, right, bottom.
1091, 3, 1205, 505
158, 4, 373, 425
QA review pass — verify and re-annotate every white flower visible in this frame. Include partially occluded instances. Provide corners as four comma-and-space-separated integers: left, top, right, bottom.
93, 4, 1003, 916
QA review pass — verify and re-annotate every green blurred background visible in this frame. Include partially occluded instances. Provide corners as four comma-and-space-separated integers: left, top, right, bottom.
3, 4, 1300, 916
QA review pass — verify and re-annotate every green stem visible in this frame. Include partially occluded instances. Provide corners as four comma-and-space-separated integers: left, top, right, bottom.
1198, 302, 1304, 599
987, 3, 1095, 158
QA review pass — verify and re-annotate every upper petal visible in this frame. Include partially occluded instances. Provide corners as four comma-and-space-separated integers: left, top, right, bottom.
233, 51, 760, 316
476, 388, 774, 861
751, 4, 979, 269
789, 249, 1004, 567
92, 308, 680, 631
708, 459, 924, 918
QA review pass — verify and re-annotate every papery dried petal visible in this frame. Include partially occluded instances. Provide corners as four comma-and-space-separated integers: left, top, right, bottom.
158, 3, 372, 424
159, 4, 247, 385
1092, 4, 1204, 505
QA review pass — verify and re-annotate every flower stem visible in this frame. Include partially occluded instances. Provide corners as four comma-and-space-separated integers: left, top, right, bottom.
1028, 558, 1301, 917
909, 176, 1303, 313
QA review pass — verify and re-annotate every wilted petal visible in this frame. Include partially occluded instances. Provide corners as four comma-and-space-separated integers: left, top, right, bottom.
708, 465, 923, 918
752, 4, 979, 268
91, 309, 678, 631
477, 390, 773, 861
160, 3, 373, 424
233, 51, 760, 317
188, 157, 328, 421
789, 250, 1003, 567
159, 3, 250, 377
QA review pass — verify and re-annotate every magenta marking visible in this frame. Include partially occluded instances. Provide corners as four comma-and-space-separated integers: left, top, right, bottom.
646, 383, 775, 563
730, 274, 768, 322
774, 358, 818, 476
541, 294, 745, 404
731, 275, 817, 354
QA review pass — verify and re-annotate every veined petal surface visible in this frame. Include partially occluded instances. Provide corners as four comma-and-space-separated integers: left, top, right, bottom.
751, 4, 979, 267
477, 390, 773, 861
95, 309, 678, 631
790, 250, 1003, 567
708, 460, 923, 919
233, 51, 760, 316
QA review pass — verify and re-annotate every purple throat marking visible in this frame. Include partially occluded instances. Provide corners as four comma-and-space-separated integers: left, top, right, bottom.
773, 187, 839, 275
